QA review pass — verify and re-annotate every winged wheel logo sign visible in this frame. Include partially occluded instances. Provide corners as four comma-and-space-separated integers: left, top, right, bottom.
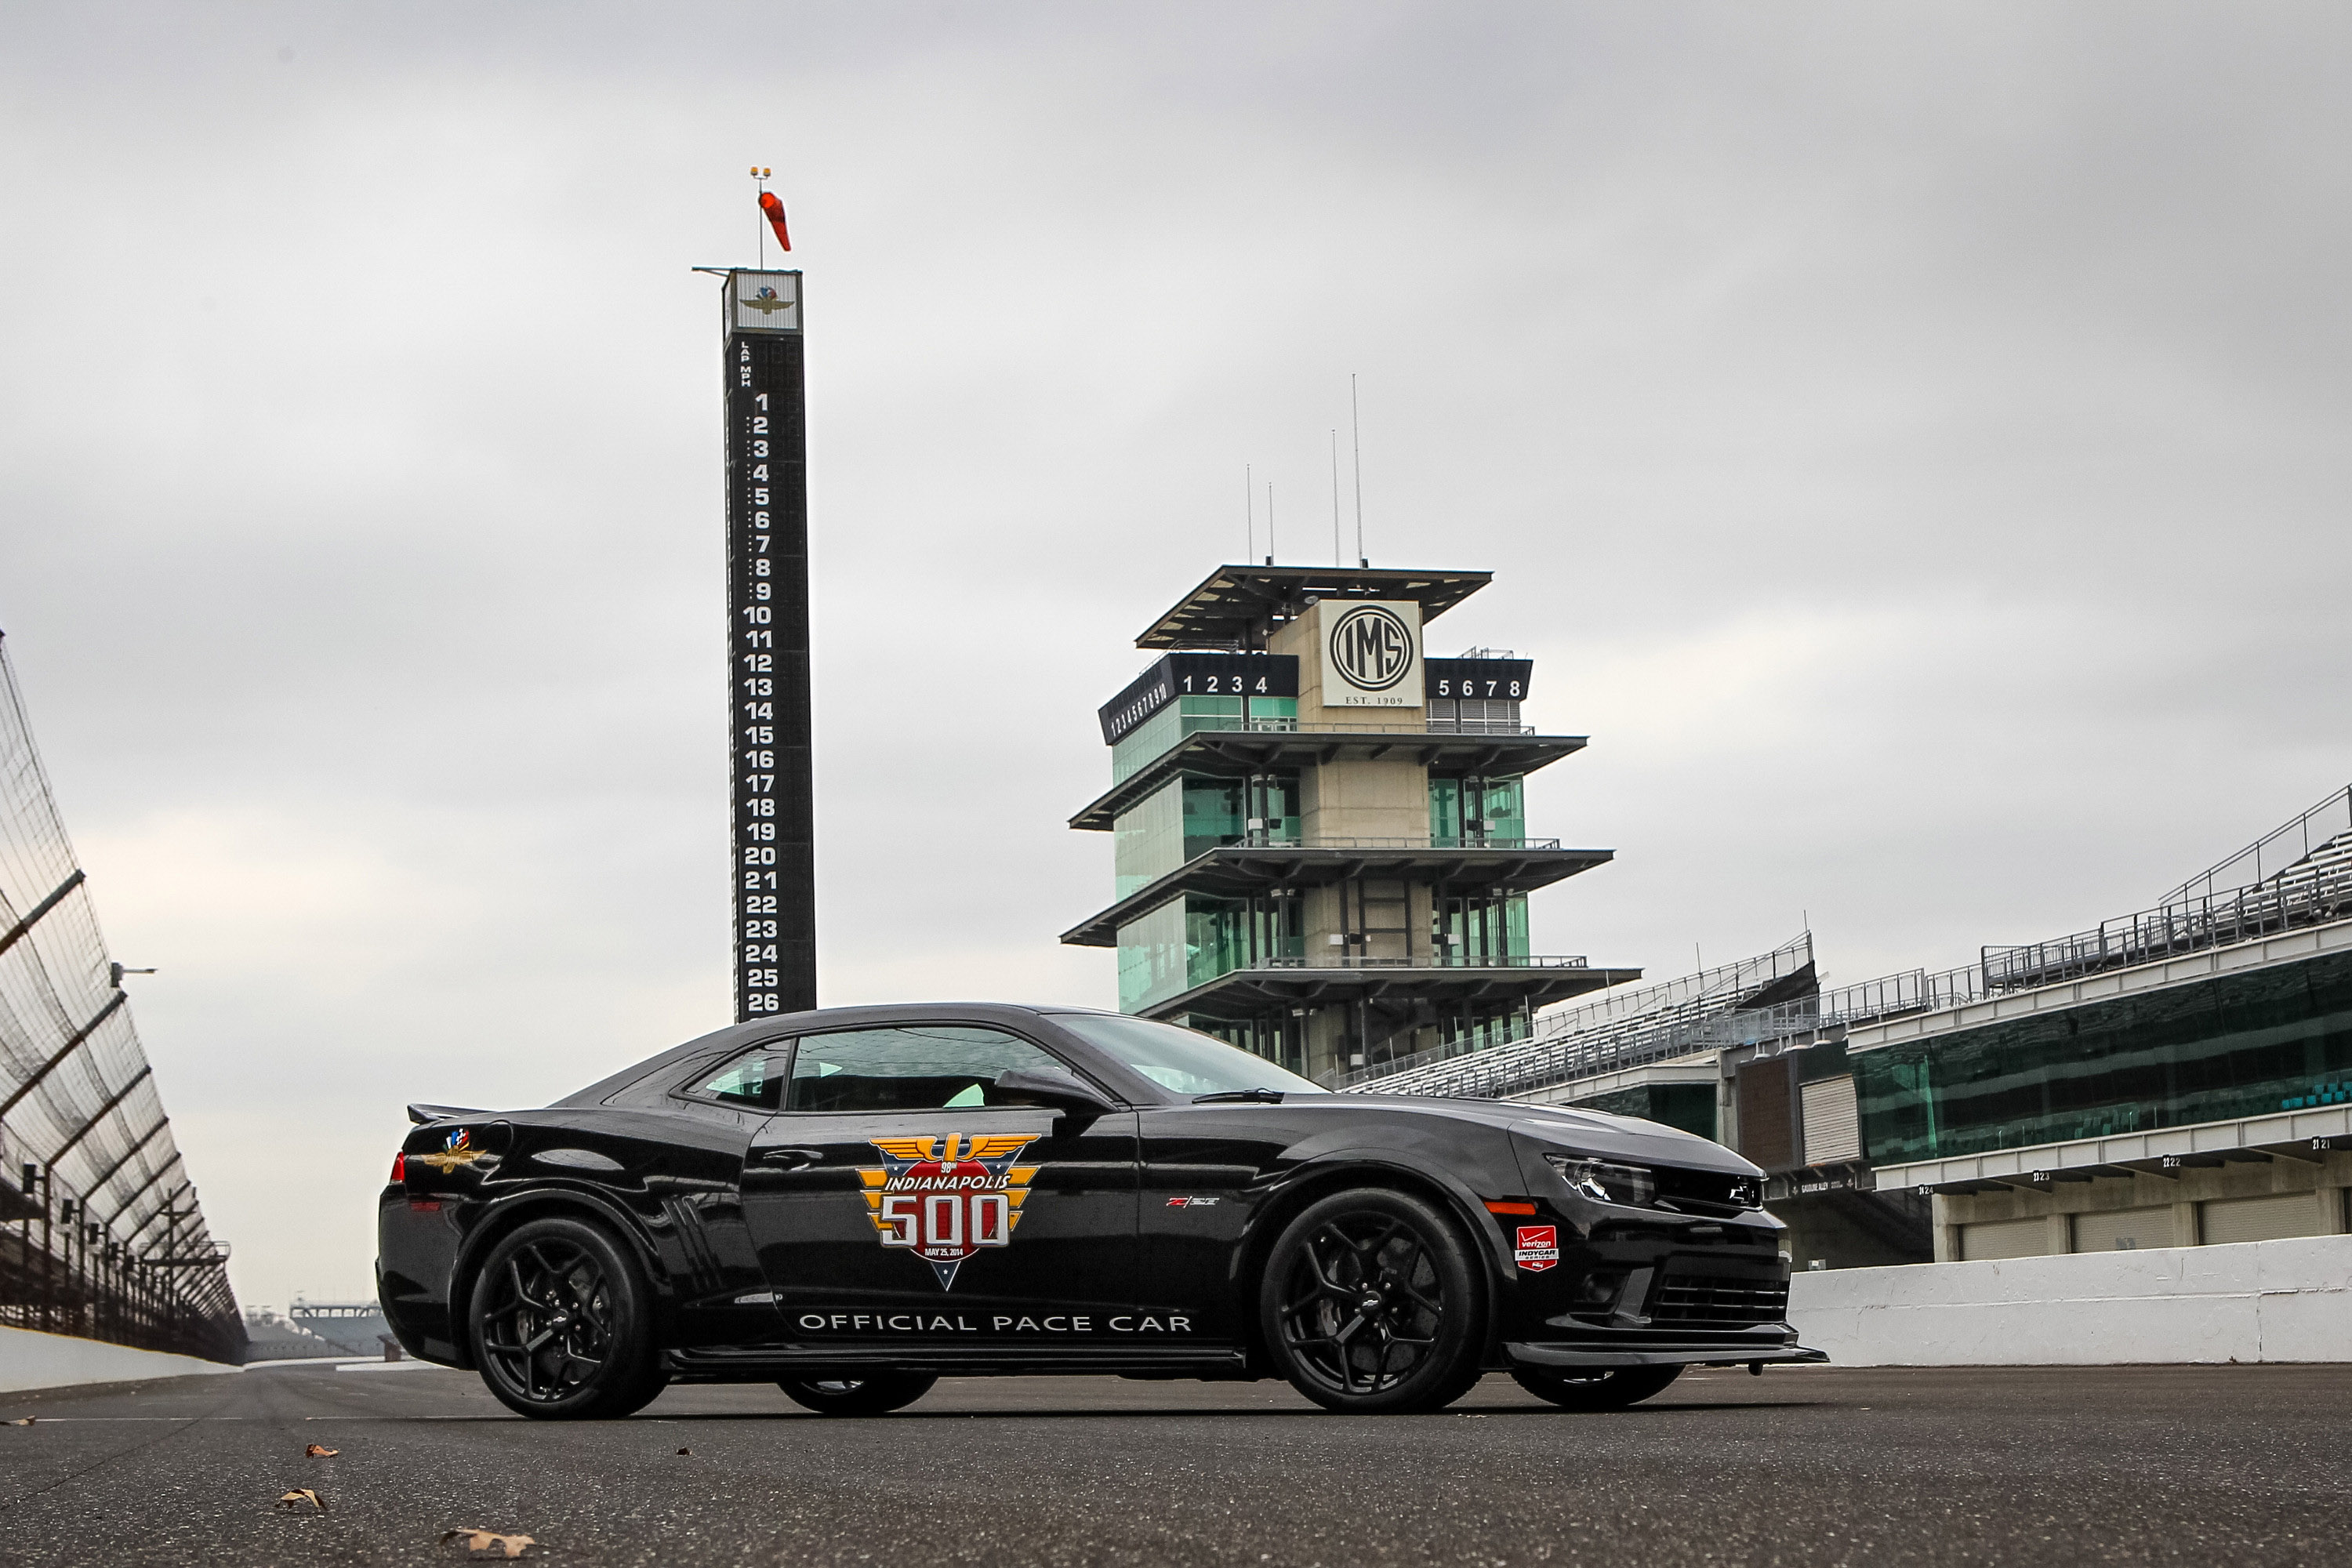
411, 1127, 487, 1174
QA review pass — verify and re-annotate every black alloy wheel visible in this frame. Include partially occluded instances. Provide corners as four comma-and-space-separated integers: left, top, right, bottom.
470, 1217, 666, 1421
777, 1371, 938, 1417
1261, 1189, 1485, 1414
1509, 1363, 1682, 1410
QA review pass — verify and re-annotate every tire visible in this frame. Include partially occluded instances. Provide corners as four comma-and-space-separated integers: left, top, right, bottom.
468, 1216, 666, 1421
1509, 1363, 1682, 1410
778, 1372, 938, 1417
1260, 1188, 1486, 1414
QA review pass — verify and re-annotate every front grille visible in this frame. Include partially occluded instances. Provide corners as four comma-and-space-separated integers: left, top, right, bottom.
1649, 1275, 1788, 1329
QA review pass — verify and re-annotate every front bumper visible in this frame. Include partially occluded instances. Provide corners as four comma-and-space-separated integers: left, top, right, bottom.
1515, 1345, 1825, 1363
1507, 1326, 1828, 1371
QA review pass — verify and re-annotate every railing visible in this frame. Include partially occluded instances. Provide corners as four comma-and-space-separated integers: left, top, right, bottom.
1425, 718, 1535, 735
1247, 953, 1592, 971
1213, 834, 1565, 852
1980, 844, 2352, 993
1110, 713, 1550, 786
1363, 811, 2352, 1105
2159, 784, 2352, 909
1220, 717, 1538, 739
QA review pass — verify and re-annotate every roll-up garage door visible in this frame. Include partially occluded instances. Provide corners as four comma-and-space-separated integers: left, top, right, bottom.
1959, 1216, 2052, 1260
2071, 1206, 2176, 1252
2199, 1192, 2324, 1247
1799, 1075, 1861, 1166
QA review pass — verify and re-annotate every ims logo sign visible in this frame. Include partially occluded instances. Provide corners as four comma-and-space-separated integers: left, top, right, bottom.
1323, 601, 1421, 706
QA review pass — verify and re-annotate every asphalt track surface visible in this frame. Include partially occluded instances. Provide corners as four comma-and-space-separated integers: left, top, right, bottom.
2, 1361, 2347, 1567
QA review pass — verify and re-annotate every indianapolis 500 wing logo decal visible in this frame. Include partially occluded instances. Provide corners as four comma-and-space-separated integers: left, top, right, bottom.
858, 1134, 1042, 1290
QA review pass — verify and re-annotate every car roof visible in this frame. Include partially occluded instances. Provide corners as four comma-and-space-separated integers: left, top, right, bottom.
550, 1001, 1148, 1109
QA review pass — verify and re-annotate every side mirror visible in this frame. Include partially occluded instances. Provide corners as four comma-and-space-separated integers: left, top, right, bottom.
993, 1069, 1119, 1123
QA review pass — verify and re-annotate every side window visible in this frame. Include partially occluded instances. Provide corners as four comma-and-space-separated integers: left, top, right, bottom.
693, 1046, 794, 1110
786, 1026, 1077, 1114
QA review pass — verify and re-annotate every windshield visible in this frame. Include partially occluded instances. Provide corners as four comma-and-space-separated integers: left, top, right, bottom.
1048, 1014, 1328, 1098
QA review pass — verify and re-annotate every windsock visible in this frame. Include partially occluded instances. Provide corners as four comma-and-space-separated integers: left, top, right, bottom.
758, 191, 792, 252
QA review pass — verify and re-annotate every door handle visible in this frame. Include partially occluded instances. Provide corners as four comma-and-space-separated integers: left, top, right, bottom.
757, 1147, 823, 1169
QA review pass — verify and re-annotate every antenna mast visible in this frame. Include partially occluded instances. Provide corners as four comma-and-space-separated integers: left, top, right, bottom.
1330, 430, 1342, 566
1350, 374, 1367, 567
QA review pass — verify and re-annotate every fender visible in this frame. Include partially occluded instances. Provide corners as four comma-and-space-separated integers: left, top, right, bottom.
1272, 1147, 1522, 1279
445, 1184, 677, 1368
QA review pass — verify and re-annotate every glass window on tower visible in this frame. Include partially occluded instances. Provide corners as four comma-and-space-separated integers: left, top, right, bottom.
1427, 698, 1521, 735
1115, 773, 1304, 901
1111, 695, 1241, 783
1113, 779, 1185, 901
1117, 892, 1304, 1013
1429, 774, 1526, 844
1434, 893, 1531, 963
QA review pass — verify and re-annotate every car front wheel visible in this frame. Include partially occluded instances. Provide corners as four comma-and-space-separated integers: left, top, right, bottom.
778, 1372, 938, 1416
1260, 1188, 1486, 1414
1510, 1363, 1682, 1410
469, 1217, 666, 1421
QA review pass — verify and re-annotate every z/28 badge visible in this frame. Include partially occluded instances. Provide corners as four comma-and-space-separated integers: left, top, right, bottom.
858, 1134, 1042, 1289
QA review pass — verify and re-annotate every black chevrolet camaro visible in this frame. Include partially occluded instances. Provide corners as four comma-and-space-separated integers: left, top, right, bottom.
378, 1003, 1822, 1419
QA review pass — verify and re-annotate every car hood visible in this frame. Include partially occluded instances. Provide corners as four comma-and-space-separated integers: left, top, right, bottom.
1316, 1092, 1761, 1176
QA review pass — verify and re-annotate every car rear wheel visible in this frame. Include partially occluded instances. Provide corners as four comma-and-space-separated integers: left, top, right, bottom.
469, 1217, 666, 1421
1261, 1189, 1486, 1414
778, 1372, 938, 1416
1510, 1363, 1682, 1410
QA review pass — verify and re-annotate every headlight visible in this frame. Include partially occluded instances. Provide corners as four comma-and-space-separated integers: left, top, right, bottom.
1545, 1154, 1655, 1207
1728, 1177, 1764, 1210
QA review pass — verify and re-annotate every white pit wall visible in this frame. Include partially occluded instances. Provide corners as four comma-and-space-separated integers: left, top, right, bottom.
0, 1324, 243, 1393
1786, 1233, 2352, 1365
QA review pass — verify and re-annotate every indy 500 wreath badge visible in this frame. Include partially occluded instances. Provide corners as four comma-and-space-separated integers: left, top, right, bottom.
858, 1134, 1042, 1289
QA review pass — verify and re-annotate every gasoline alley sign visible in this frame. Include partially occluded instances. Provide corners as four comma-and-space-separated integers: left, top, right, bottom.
858, 1133, 1041, 1289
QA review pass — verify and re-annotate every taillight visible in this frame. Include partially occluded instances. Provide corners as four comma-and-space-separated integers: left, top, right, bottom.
390, 1151, 406, 1183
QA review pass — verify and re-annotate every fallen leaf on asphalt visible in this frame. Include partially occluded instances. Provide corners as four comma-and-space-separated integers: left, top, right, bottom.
6, 1418, 31, 1426
305, 1443, 339, 1457
441, 1527, 538, 1559
277, 1489, 326, 1512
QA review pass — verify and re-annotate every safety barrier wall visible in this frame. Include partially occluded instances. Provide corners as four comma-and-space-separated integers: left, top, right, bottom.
1786, 1234, 2352, 1365
0, 1323, 241, 1394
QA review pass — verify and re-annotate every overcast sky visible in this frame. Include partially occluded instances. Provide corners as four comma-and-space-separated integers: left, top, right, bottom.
3, 3, 2348, 1312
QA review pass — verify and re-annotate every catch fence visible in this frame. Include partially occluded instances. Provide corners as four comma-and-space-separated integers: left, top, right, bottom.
0, 634, 242, 1364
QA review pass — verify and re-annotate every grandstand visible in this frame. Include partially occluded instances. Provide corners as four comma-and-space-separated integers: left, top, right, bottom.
1361, 784, 2352, 1107
0, 633, 243, 1364
1344, 783, 2352, 1271
241, 1300, 397, 1361
1345, 934, 1819, 1098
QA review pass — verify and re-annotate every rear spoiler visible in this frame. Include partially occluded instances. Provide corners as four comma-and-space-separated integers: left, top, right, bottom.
408, 1103, 491, 1126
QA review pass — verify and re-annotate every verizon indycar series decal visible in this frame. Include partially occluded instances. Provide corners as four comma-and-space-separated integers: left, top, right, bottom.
1514, 1225, 1560, 1272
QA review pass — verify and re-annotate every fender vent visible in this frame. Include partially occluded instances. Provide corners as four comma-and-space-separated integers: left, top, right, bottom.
662, 1196, 725, 1297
